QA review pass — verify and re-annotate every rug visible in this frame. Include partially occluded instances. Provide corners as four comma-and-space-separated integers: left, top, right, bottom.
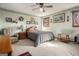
18, 52, 32, 56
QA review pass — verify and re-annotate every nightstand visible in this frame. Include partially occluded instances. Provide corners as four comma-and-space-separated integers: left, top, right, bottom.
18, 32, 26, 40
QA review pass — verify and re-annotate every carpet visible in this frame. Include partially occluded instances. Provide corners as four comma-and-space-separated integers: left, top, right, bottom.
18, 52, 32, 56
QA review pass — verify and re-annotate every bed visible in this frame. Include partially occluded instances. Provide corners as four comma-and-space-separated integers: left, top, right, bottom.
26, 26, 54, 47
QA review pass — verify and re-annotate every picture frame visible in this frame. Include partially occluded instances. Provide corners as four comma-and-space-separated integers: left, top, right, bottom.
30, 17, 35, 20
26, 21, 30, 24
53, 13, 65, 23
26, 20, 38, 25
67, 16, 69, 22
5, 17, 12, 22
50, 19, 53, 23
43, 17, 50, 27
19, 16, 24, 21
12, 20, 17, 23
72, 10, 79, 27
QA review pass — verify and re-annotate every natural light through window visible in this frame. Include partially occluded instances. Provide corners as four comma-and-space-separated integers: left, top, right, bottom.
43, 43, 59, 47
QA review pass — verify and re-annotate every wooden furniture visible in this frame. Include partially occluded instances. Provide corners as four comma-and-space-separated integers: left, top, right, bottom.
57, 33, 70, 43
0, 35, 12, 56
18, 32, 26, 40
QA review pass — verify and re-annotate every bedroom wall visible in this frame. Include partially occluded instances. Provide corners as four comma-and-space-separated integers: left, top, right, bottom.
0, 9, 42, 35
41, 6, 79, 41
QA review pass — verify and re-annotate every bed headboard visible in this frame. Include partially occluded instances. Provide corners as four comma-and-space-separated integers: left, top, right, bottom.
26, 26, 38, 32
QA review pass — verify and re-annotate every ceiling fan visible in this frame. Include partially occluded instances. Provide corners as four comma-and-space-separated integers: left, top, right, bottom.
32, 3, 53, 12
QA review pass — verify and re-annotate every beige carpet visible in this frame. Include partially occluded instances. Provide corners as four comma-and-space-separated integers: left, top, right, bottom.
0, 39, 79, 56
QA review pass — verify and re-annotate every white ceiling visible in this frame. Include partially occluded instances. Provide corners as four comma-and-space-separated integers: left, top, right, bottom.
0, 3, 79, 17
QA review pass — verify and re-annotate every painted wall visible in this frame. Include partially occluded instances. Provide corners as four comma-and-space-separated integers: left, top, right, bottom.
0, 6, 79, 41
42, 6, 79, 41
0, 9, 42, 35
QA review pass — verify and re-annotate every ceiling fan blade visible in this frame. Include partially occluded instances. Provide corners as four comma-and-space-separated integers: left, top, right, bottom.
32, 7, 40, 11
36, 3, 40, 5
44, 5, 53, 8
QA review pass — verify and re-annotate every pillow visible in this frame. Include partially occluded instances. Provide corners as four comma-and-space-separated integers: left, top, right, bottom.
26, 27, 36, 32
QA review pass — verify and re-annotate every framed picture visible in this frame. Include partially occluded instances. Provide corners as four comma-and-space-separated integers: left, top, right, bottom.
30, 17, 35, 20
50, 19, 53, 23
19, 16, 24, 21
43, 17, 50, 27
5, 17, 12, 22
67, 16, 69, 22
26, 21, 30, 24
26, 20, 38, 25
72, 10, 79, 27
53, 13, 65, 23
12, 20, 17, 23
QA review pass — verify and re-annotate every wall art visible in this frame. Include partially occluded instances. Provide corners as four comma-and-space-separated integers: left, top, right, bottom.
43, 17, 50, 27
5, 17, 12, 22
72, 10, 79, 27
53, 13, 65, 23
19, 16, 24, 21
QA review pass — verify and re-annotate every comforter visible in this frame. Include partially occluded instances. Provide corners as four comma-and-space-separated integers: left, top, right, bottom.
27, 31, 54, 47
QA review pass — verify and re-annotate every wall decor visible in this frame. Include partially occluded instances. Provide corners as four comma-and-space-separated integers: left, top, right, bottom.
50, 19, 53, 23
26, 21, 30, 24
30, 17, 35, 20
5, 17, 12, 22
26, 20, 38, 25
67, 16, 69, 22
19, 16, 24, 21
43, 17, 50, 27
5, 17, 17, 23
12, 20, 17, 23
72, 10, 79, 27
53, 13, 65, 23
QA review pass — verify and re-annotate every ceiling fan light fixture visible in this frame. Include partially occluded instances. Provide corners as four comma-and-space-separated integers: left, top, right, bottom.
32, 3, 53, 12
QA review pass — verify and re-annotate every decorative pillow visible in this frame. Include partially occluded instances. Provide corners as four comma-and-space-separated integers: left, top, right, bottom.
26, 27, 36, 32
